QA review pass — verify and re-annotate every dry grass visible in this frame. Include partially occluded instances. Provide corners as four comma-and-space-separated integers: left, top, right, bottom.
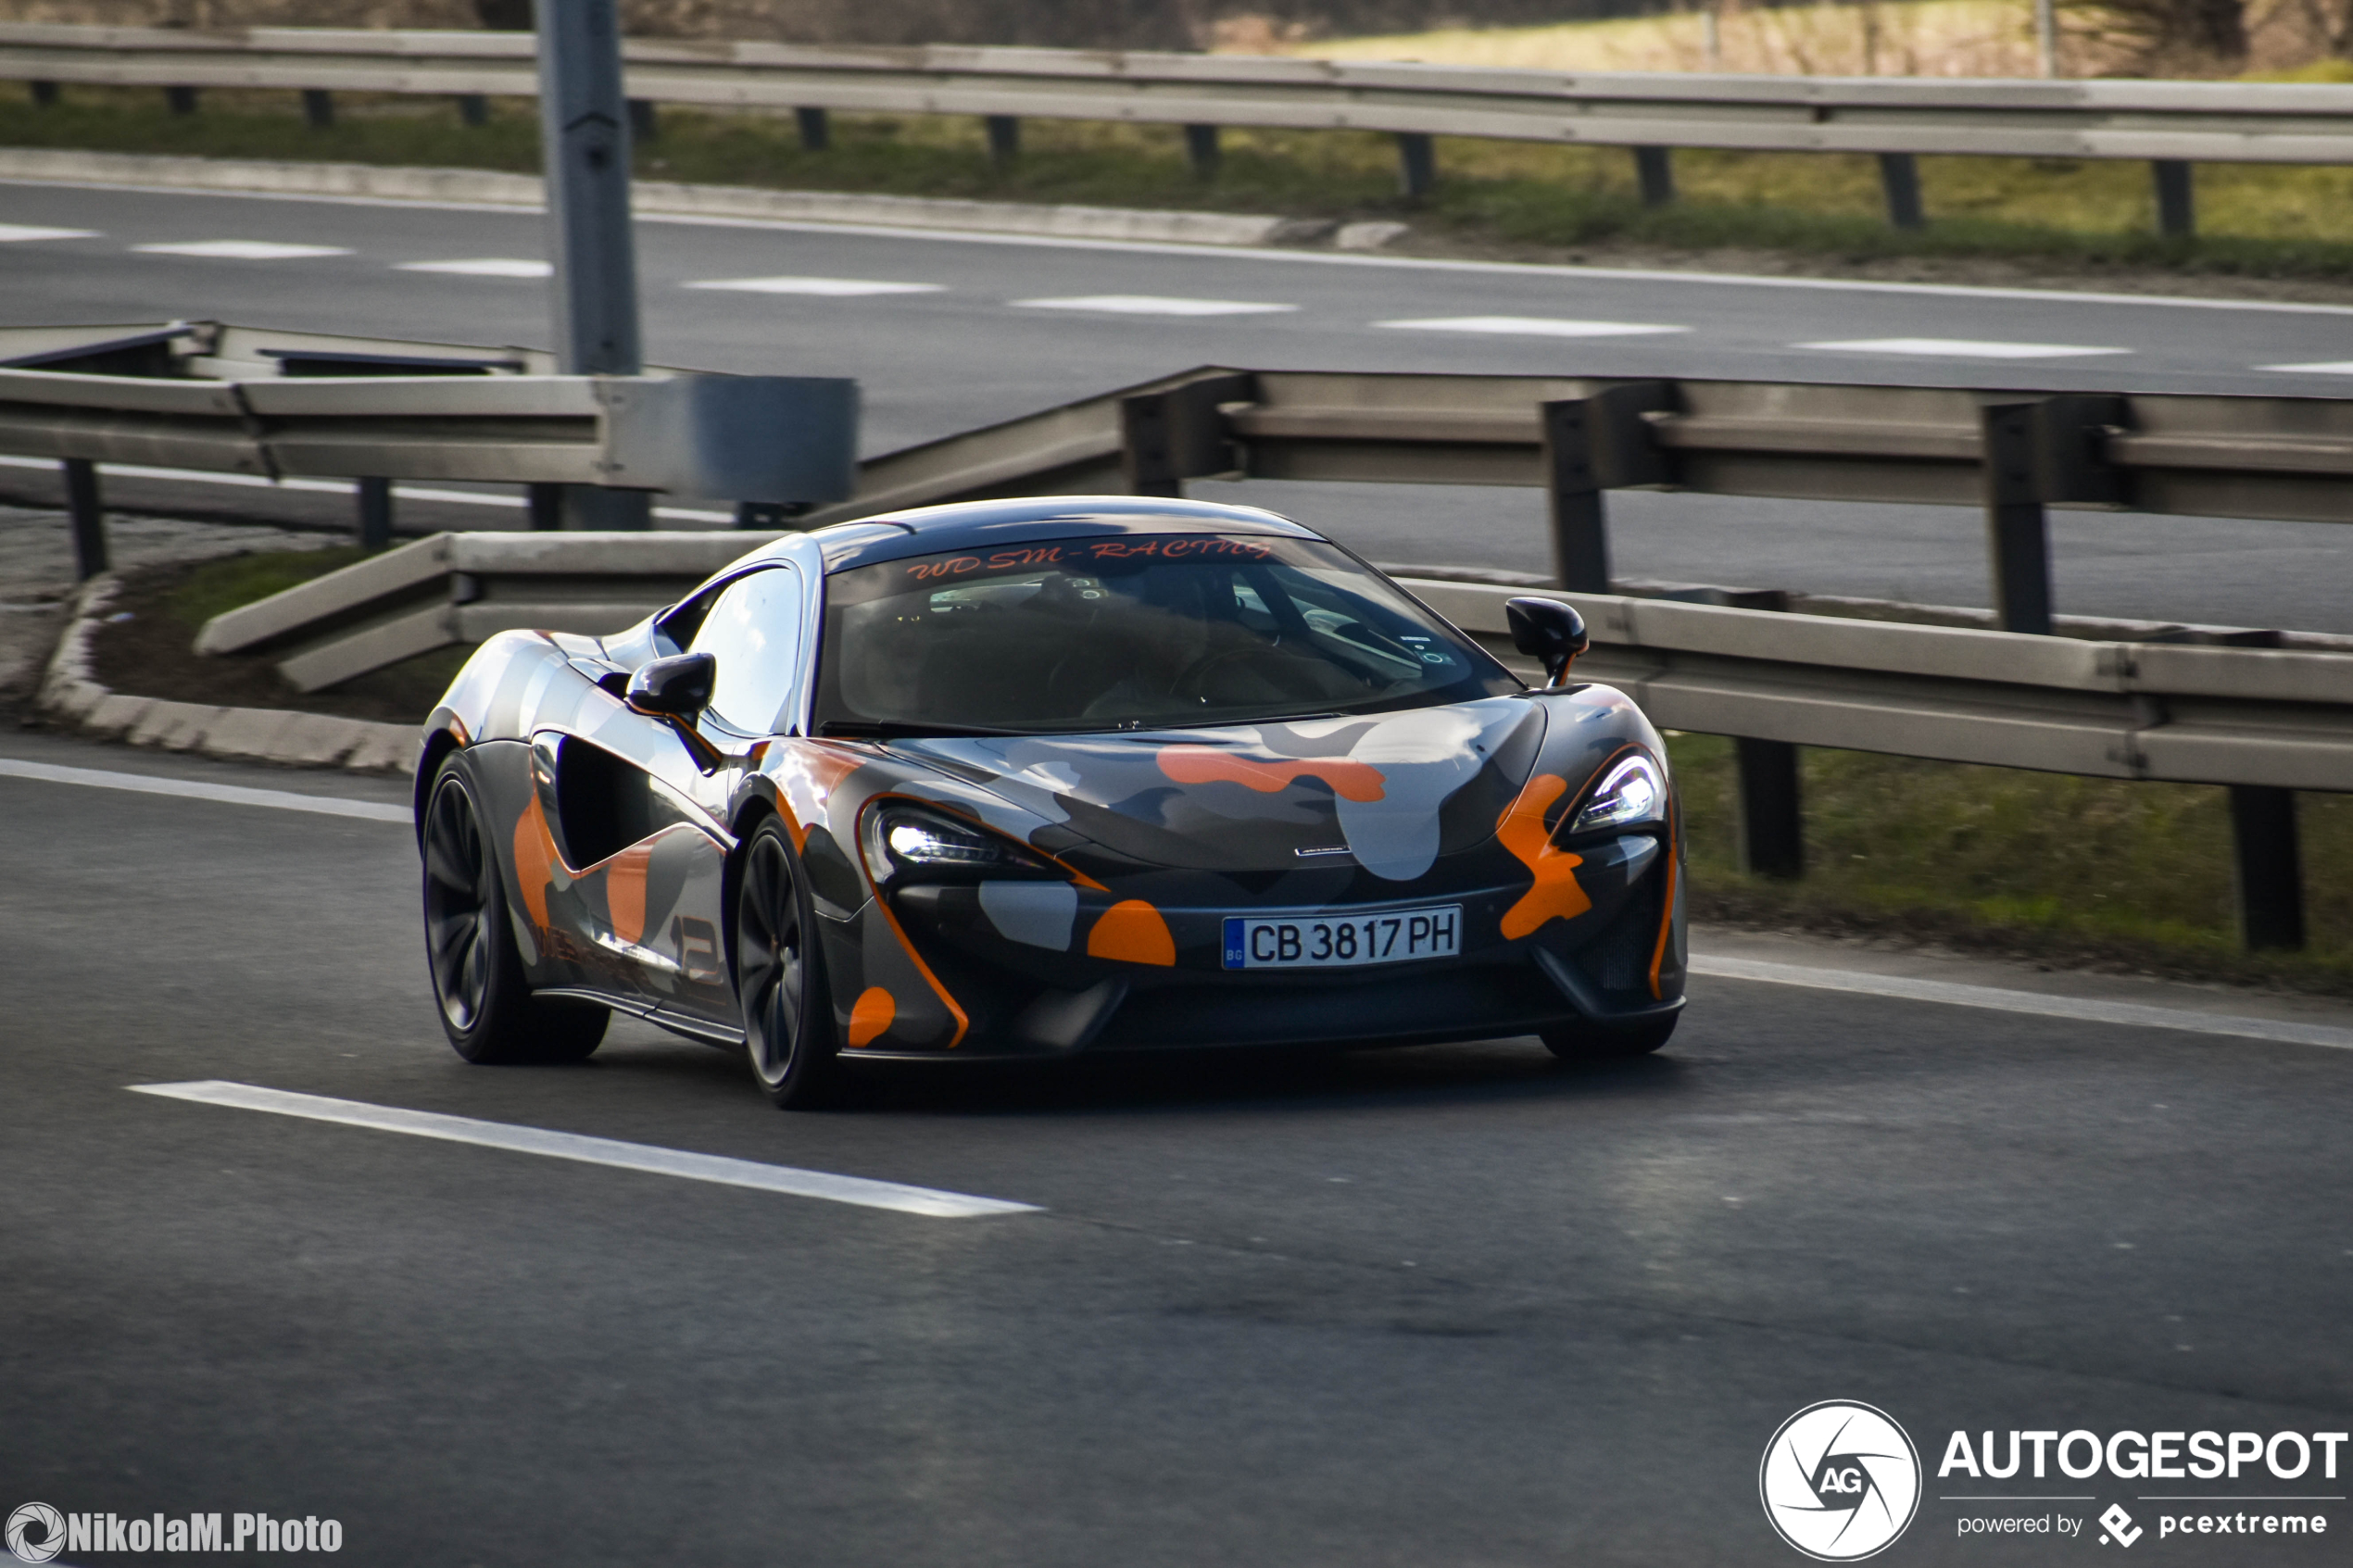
1272, 0, 2348, 79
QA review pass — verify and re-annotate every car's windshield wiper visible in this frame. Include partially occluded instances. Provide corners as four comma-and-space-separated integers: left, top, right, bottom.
817, 719, 1024, 739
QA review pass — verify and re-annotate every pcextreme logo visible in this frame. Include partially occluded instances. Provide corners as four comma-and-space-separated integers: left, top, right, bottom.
1761, 1401, 1925, 1562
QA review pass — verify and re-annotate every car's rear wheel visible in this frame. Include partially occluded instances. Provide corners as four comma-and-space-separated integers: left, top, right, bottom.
422, 760, 607, 1065
1540, 1014, 1677, 1061
736, 818, 840, 1110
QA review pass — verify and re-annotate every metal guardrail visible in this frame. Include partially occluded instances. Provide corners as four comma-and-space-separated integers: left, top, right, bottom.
194, 530, 784, 692
74, 338, 2340, 951
7, 24, 2351, 234
0, 320, 857, 571
799, 363, 2353, 648
201, 533, 2353, 795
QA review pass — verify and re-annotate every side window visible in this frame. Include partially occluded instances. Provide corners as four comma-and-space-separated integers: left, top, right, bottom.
687, 567, 804, 734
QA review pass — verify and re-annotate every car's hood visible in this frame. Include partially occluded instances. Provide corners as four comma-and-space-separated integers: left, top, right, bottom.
896, 696, 1546, 880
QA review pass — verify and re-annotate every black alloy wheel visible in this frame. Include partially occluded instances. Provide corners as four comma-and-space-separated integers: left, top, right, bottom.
421, 759, 606, 1064
736, 819, 839, 1109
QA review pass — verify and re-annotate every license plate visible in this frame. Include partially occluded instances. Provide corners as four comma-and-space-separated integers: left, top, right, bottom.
1221, 905, 1461, 970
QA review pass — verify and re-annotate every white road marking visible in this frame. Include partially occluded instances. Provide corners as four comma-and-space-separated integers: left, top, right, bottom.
0, 758, 411, 822
1378, 315, 1686, 337
1013, 294, 1297, 316
0, 222, 96, 242
0, 453, 733, 524
132, 239, 354, 259
683, 275, 943, 295
2259, 359, 2353, 373
19, 172, 2353, 317
396, 257, 551, 277
1689, 953, 2353, 1050
130, 1081, 1041, 1218
1794, 336, 2129, 359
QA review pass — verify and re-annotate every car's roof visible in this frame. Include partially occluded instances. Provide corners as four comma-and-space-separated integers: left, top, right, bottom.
746, 495, 1325, 574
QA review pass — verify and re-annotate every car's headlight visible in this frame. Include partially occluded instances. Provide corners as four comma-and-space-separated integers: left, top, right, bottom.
862, 802, 1057, 884
1569, 753, 1667, 834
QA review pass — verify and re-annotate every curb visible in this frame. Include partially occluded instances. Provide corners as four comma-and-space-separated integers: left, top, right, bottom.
38, 575, 418, 775
0, 146, 1407, 250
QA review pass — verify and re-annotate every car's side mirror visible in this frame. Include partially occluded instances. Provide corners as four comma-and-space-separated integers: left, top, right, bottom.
626, 651, 716, 719
1504, 596, 1591, 688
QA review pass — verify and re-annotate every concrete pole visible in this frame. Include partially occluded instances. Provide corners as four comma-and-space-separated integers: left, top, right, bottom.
533, 0, 650, 528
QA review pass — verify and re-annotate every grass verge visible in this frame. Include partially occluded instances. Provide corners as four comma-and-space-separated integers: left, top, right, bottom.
98, 546, 470, 727
18, 82, 2353, 282
1667, 732, 2353, 996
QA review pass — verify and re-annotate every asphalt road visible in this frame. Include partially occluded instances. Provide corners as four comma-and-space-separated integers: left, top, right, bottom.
4, 727, 2348, 1567
7, 179, 2353, 633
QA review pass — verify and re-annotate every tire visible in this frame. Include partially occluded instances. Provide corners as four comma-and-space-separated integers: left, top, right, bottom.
422, 759, 607, 1065
1540, 1013, 1678, 1061
735, 818, 841, 1110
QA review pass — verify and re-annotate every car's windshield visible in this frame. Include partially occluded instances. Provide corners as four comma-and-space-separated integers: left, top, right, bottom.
813, 534, 1517, 734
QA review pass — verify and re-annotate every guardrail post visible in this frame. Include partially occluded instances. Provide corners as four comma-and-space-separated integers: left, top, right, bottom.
527, 483, 564, 531
2229, 785, 2306, 951
1396, 132, 1436, 199
1185, 123, 1221, 180
535, 0, 650, 530
1541, 383, 1674, 593
1633, 146, 1675, 207
1980, 402, 2054, 635
303, 90, 335, 130
62, 458, 107, 581
1121, 372, 1256, 497
987, 116, 1021, 168
32, 81, 59, 107
1878, 153, 1923, 229
796, 107, 830, 151
1541, 400, 1610, 593
627, 98, 658, 144
165, 86, 198, 115
2153, 160, 2196, 238
356, 477, 394, 554
458, 94, 490, 126
1735, 738, 1805, 879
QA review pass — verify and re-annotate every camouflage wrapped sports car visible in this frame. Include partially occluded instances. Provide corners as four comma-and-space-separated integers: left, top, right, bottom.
416, 495, 1685, 1107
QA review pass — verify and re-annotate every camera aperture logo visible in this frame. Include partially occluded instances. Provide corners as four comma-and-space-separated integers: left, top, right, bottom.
1762, 1401, 1923, 1562
6, 1503, 65, 1565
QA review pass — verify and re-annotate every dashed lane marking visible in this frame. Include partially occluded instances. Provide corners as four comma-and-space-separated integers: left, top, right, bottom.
2259, 360, 2353, 373
1012, 294, 1297, 316
396, 257, 551, 277
683, 275, 943, 295
131, 239, 354, 259
1793, 336, 2129, 359
0, 759, 410, 822
0, 223, 96, 242
1377, 315, 1686, 337
129, 1081, 1042, 1218
1690, 954, 2353, 1050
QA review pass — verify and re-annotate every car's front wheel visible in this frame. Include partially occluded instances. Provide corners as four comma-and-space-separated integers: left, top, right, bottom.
422, 759, 607, 1064
735, 818, 840, 1110
1540, 1014, 1677, 1061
